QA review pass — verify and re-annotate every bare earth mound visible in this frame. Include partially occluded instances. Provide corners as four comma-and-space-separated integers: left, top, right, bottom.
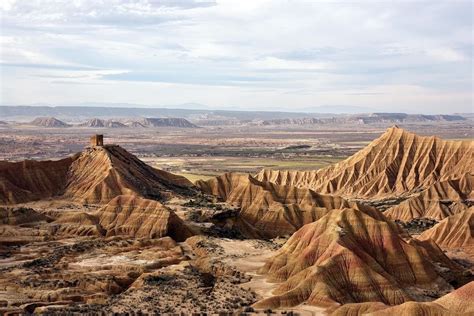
96, 195, 193, 241
330, 281, 474, 315
257, 126, 474, 199
0, 145, 195, 205
62, 145, 195, 203
385, 173, 473, 221
47, 195, 193, 241
255, 206, 462, 309
29, 117, 71, 128
79, 118, 127, 128
196, 172, 372, 238
418, 208, 473, 255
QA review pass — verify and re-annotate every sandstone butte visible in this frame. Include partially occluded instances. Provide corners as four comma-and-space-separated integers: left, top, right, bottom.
0, 144, 195, 205
254, 206, 464, 309
329, 281, 474, 315
256, 126, 474, 199
196, 172, 374, 238
418, 208, 474, 256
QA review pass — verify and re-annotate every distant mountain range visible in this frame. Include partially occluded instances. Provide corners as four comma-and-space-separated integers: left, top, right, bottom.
0, 105, 468, 123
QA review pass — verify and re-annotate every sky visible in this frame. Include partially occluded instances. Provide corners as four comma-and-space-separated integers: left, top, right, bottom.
0, 0, 472, 114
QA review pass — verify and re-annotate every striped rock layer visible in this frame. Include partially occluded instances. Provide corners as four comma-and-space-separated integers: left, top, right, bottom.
51, 195, 192, 241
385, 173, 473, 221
196, 172, 373, 238
255, 206, 460, 309
330, 281, 474, 315
0, 145, 195, 205
418, 208, 473, 256
256, 126, 474, 199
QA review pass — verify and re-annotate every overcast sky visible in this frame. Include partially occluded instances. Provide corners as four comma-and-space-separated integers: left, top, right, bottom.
0, 0, 472, 113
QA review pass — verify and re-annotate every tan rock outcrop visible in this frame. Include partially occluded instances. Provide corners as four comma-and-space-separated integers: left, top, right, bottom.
51, 212, 105, 236
0, 156, 77, 204
62, 145, 195, 204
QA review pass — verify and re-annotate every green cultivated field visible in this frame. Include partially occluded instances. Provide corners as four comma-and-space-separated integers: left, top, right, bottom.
146, 155, 345, 183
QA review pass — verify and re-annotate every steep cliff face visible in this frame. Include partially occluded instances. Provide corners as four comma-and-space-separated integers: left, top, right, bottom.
256, 127, 474, 199
196, 172, 372, 238
255, 206, 459, 309
0, 145, 196, 205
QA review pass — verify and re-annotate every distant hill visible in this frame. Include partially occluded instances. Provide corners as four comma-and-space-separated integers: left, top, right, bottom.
78, 118, 127, 128
127, 117, 199, 128
2, 106, 468, 126
0, 105, 329, 121
29, 117, 70, 128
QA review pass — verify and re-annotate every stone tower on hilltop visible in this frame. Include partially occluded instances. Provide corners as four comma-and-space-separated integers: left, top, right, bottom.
90, 134, 104, 147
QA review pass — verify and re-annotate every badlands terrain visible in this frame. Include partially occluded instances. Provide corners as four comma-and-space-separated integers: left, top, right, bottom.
0, 116, 473, 315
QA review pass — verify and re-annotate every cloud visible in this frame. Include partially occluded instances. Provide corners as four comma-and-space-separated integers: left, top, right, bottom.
102, 70, 278, 86
0, 62, 100, 71
0, 0, 472, 113
425, 47, 467, 62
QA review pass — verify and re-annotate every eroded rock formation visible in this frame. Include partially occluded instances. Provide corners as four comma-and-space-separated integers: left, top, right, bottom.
255, 206, 462, 309
385, 173, 473, 221
418, 208, 473, 255
256, 126, 474, 199
96, 195, 193, 241
196, 172, 372, 238
0, 145, 195, 205
330, 281, 474, 315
